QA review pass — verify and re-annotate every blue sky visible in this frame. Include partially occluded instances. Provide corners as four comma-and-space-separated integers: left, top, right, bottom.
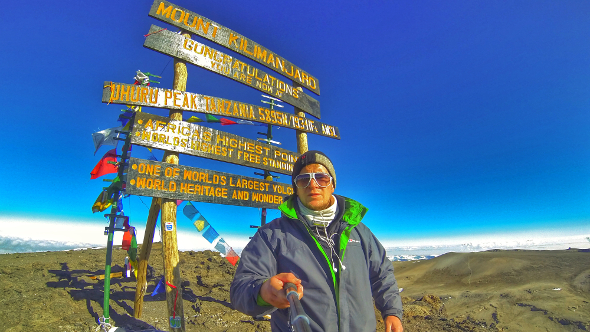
1, 0, 589, 248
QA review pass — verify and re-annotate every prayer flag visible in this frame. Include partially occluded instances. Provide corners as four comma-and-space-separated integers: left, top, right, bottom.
203, 226, 219, 243
237, 120, 255, 125
90, 149, 118, 179
205, 114, 220, 123
129, 259, 138, 278
214, 241, 226, 254
114, 214, 126, 228
225, 249, 240, 266
116, 197, 124, 213
214, 238, 231, 255
257, 138, 281, 145
92, 126, 122, 155
92, 190, 112, 213
128, 227, 138, 262
193, 215, 209, 232
126, 105, 142, 113
118, 111, 134, 127
183, 202, 199, 221
151, 276, 165, 296
122, 228, 132, 250
186, 116, 202, 123
220, 118, 238, 125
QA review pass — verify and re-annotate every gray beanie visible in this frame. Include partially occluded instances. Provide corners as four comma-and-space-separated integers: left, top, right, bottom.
292, 150, 336, 189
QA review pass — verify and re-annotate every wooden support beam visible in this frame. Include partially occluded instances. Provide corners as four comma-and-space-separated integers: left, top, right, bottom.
160, 34, 190, 332
295, 110, 309, 154
294, 82, 309, 154
134, 197, 161, 318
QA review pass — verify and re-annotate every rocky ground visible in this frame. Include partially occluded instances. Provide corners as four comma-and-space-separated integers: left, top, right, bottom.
0, 243, 588, 331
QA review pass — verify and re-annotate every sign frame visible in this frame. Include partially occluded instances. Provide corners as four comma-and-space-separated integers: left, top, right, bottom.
130, 113, 300, 175
103, 82, 339, 139
126, 158, 294, 209
143, 25, 321, 119
148, 0, 320, 95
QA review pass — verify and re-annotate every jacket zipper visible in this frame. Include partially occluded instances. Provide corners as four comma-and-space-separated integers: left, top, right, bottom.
299, 220, 340, 324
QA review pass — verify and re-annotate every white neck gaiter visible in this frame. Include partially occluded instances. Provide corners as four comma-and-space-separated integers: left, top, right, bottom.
297, 196, 338, 227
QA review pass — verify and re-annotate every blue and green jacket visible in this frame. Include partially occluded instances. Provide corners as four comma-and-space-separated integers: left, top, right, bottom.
230, 194, 403, 332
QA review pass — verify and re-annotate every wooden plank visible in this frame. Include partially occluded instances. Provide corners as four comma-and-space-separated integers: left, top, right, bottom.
130, 113, 300, 175
126, 158, 294, 209
148, 0, 320, 95
160, 50, 189, 332
134, 197, 160, 319
143, 25, 321, 119
102, 82, 339, 139
88, 272, 123, 280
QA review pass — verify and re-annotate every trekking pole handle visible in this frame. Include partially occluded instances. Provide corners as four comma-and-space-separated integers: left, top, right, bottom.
284, 282, 312, 332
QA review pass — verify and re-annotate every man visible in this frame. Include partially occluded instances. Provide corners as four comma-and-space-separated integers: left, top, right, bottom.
231, 150, 403, 332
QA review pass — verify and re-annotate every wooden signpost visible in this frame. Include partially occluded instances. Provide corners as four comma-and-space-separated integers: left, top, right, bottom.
144, 25, 321, 119
129, 112, 300, 175
97, 1, 333, 331
102, 82, 339, 139
148, 0, 320, 95
127, 158, 293, 208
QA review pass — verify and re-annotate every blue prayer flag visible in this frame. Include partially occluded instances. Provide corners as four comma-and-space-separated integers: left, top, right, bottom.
151, 276, 165, 296
183, 202, 199, 221
214, 238, 230, 254
118, 111, 134, 126
203, 226, 219, 243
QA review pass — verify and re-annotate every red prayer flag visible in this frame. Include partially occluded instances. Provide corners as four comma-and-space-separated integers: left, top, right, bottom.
225, 249, 239, 266
220, 118, 238, 125
90, 149, 118, 179
122, 228, 132, 250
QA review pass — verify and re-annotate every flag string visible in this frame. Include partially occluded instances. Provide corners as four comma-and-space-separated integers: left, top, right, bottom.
165, 281, 179, 318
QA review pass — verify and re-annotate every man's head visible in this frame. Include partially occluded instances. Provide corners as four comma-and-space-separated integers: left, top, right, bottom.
292, 150, 336, 211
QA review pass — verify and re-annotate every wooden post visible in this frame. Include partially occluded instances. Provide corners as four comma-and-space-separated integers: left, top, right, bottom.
293, 82, 309, 154
295, 110, 309, 154
160, 31, 190, 332
134, 197, 161, 318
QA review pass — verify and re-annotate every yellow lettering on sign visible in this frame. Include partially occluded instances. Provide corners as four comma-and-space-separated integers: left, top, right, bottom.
242, 39, 253, 56
164, 91, 173, 106
266, 53, 275, 66
119, 85, 130, 101
148, 87, 158, 104
183, 38, 194, 51
136, 177, 146, 188
254, 46, 267, 62
156, 2, 173, 18
284, 64, 294, 78
195, 17, 211, 34
171, 8, 184, 22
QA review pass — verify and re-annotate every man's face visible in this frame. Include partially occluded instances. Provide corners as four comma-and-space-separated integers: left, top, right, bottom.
295, 163, 335, 211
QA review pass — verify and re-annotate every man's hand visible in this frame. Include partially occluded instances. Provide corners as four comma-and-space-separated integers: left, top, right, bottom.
259, 273, 304, 309
385, 315, 403, 332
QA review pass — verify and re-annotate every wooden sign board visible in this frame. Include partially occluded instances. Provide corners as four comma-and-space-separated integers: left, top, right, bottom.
144, 25, 321, 119
130, 113, 300, 175
148, 0, 320, 95
126, 158, 294, 208
103, 82, 339, 139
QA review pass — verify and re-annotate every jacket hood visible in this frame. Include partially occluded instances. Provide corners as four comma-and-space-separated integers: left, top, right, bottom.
278, 194, 368, 227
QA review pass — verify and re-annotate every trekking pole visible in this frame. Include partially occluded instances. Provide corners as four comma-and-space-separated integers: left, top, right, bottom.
284, 283, 312, 332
